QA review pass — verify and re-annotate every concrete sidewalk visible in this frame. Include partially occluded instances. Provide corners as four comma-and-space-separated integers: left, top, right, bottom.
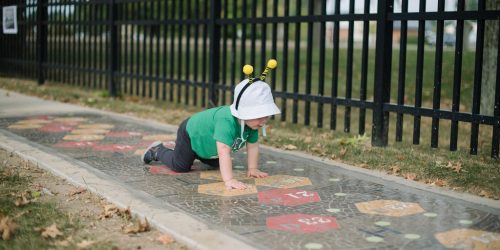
1, 89, 499, 250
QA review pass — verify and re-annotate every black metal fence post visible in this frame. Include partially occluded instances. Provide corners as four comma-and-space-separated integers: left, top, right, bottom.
208, 0, 221, 107
36, 0, 48, 85
371, 0, 393, 146
108, 0, 119, 97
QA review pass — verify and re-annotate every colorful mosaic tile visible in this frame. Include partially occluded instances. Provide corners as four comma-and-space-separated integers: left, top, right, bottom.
255, 175, 312, 188
355, 200, 425, 217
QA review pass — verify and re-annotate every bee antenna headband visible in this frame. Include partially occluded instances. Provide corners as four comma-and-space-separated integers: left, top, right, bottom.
235, 59, 278, 110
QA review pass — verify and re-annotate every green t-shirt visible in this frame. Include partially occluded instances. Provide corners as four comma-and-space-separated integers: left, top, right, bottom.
186, 106, 259, 159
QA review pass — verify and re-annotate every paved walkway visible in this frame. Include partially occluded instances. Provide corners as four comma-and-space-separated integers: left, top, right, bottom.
1, 89, 499, 250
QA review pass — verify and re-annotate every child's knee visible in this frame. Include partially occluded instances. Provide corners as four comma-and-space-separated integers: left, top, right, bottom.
170, 165, 191, 173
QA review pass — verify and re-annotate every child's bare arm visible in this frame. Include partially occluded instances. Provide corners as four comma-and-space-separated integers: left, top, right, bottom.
246, 142, 268, 178
216, 141, 247, 190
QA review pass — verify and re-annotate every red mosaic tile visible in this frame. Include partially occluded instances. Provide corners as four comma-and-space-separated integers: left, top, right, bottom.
267, 214, 339, 233
149, 165, 194, 175
53, 141, 97, 148
92, 144, 136, 152
39, 123, 76, 133
258, 189, 321, 206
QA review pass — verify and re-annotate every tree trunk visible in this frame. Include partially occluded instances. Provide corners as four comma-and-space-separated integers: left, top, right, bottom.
481, 0, 499, 116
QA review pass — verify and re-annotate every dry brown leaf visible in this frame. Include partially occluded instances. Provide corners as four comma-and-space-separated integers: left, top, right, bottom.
68, 187, 86, 196
330, 154, 337, 160
404, 173, 417, 181
76, 239, 95, 249
0, 216, 17, 240
445, 161, 463, 173
119, 207, 132, 221
14, 194, 30, 207
311, 146, 326, 156
41, 223, 63, 239
359, 163, 369, 168
397, 155, 406, 161
283, 144, 297, 150
156, 234, 175, 245
99, 205, 132, 220
390, 165, 401, 175
99, 205, 118, 220
431, 179, 448, 187
478, 190, 492, 198
122, 218, 150, 234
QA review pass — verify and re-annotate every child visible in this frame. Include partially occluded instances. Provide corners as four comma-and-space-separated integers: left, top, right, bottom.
142, 60, 280, 190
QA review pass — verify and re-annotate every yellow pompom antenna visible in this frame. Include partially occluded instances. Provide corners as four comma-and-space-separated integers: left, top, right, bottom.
260, 59, 278, 81
243, 64, 254, 84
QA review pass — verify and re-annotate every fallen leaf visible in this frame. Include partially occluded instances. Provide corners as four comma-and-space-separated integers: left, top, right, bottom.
431, 179, 448, 187
359, 163, 369, 168
445, 161, 463, 173
119, 207, 132, 221
0, 216, 17, 240
99, 205, 131, 220
404, 173, 417, 181
14, 194, 30, 207
122, 218, 150, 234
478, 190, 492, 198
68, 187, 86, 196
390, 165, 401, 175
311, 146, 326, 156
41, 223, 63, 238
157, 234, 175, 245
330, 154, 337, 160
397, 155, 406, 161
283, 144, 297, 150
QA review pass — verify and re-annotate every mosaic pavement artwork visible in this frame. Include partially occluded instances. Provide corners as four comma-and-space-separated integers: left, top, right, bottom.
1, 113, 499, 250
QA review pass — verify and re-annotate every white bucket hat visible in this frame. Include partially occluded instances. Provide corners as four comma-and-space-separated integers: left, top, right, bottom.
230, 79, 281, 120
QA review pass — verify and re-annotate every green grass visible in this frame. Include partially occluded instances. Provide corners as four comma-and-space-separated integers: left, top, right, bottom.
0, 77, 498, 200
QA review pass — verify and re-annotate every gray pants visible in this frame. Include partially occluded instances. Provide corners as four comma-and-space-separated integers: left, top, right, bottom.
157, 118, 220, 172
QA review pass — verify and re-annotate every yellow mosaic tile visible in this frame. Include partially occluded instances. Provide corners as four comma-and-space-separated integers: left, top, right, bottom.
200, 170, 252, 181
355, 200, 425, 217
63, 134, 104, 141
255, 175, 312, 188
8, 124, 43, 129
53, 117, 87, 123
70, 129, 109, 134
16, 119, 52, 124
78, 123, 115, 129
435, 229, 499, 250
198, 182, 257, 197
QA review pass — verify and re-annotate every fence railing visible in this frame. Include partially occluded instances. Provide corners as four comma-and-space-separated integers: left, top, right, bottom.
1, 0, 499, 158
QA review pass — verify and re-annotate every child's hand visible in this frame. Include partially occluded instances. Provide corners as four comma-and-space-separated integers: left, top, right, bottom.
224, 179, 248, 190
247, 168, 268, 178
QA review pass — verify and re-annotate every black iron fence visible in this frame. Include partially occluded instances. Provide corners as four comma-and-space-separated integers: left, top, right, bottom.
0, 0, 499, 158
